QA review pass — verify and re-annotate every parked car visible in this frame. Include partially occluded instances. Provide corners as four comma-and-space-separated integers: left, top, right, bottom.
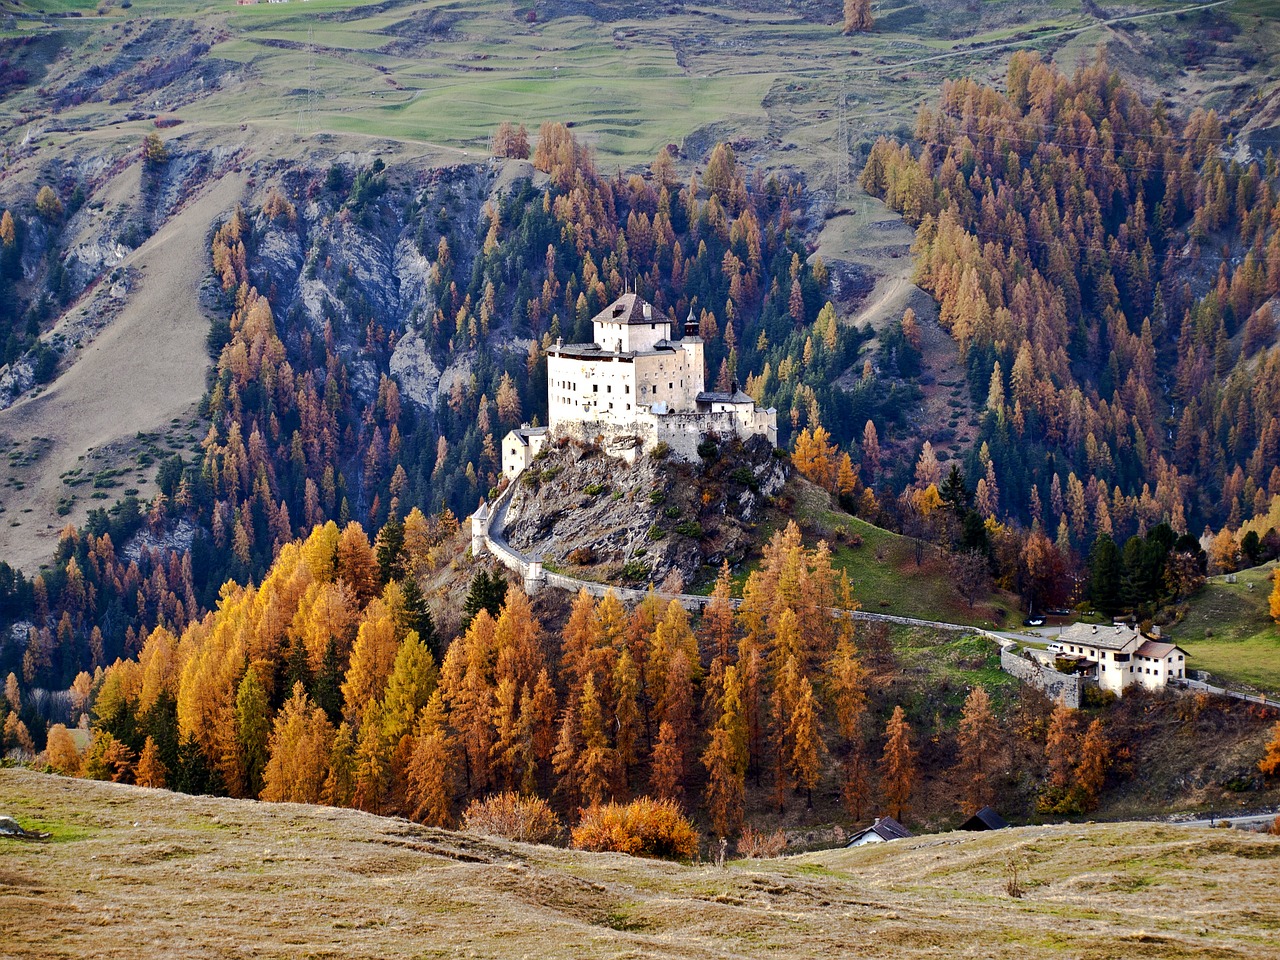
1023, 617, 1045, 627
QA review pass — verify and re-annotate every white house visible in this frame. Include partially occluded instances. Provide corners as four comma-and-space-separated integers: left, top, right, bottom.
503, 292, 777, 475
1051, 623, 1188, 695
846, 816, 913, 847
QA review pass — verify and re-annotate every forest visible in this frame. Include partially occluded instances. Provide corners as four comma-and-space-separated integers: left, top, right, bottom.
2, 53, 1280, 845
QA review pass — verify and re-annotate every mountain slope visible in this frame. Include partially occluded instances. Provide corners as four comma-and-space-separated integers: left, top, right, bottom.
2, 768, 1279, 960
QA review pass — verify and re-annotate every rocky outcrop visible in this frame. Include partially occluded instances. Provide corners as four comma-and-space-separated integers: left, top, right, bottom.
502, 435, 786, 588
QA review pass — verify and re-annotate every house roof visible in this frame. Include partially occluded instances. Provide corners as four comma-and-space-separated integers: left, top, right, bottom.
1135, 639, 1183, 659
507, 426, 548, 446
847, 816, 913, 845
592, 292, 665, 326
696, 389, 754, 405
1057, 622, 1145, 652
959, 806, 1008, 831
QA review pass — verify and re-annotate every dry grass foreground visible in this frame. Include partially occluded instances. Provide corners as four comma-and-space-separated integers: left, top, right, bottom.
2, 771, 1280, 959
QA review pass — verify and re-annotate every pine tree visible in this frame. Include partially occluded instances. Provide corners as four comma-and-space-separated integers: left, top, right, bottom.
955, 686, 999, 815
880, 705, 916, 822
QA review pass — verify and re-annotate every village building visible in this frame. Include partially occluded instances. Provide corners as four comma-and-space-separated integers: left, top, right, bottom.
502, 293, 777, 477
846, 816, 913, 847
959, 806, 1008, 831
1049, 622, 1188, 695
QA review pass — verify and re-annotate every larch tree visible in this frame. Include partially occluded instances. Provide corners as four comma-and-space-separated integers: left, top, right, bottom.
407, 691, 455, 826
842, 0, 872, 33
136, 736, 167, 788
577, 673, 616, 808
1075, 718, 1109, 810
955, 686, 999, 815
45, 723, 81, 776
341, 602, 399, 723
787, 675, 824, 807
379, 629, 437, 747
702, 665, 747, 836
650, 719, 684, 803
880, 705, 916, 822
4, 671, 19, 712
1044, 701, 1079, 790
1270, 572, 1280, 625
234, 669, 271, 798
325, 721, 358, 808
262, 682, 334, 804
1261, 721, 1280, 778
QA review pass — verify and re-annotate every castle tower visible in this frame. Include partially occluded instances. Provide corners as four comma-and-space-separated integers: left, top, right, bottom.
471, 500, 491, 556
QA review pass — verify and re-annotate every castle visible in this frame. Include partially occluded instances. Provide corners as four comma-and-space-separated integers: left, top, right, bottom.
502, 292, 777, 478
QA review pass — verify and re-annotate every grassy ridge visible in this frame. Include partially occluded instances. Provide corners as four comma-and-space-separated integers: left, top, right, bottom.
2, 768, 1279, 960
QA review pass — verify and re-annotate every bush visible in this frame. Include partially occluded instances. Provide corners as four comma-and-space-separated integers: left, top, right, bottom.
647, 523, 666, 541
648, 489, 666, 504
674, 521, 704, 539
570, 798, 698, 860
737, 826, 787, 859
461, 792, 563, 845
650, 442, 670, 461
584, 482, 607, 496
621, 558, 649, 581
697, 438, 718, 461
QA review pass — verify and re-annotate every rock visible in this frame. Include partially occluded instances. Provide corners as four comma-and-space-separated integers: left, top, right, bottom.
389, 330, 442, 410
0, 816, 51, 840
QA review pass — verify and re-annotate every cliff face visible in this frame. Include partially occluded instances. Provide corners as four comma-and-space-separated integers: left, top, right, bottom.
501, 434, 786, 588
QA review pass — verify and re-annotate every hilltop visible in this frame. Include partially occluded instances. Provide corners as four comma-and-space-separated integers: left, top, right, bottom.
2, 769, 1279, 960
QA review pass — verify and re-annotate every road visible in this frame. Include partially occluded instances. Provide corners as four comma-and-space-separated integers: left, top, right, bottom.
1170, 812, 1279, 831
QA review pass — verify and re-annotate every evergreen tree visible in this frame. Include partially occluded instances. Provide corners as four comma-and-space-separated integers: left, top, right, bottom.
1088, 533, 1124, 617
234, 669, 270, 798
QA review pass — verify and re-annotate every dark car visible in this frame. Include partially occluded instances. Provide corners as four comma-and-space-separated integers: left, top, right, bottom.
1022, 617, 1045, 627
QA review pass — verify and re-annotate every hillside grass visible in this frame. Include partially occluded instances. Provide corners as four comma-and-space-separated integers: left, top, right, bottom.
1174, 562, 1280, 695
777, 478, 1019, 629
2, 769, 1279, 960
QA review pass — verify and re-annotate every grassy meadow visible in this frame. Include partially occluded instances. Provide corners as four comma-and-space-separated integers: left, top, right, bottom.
1176, 562, 1280, 695
2, 768, 1279, 960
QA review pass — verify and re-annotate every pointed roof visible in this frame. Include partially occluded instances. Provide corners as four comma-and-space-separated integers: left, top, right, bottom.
591, 292, 662, 326
847, 816, 913, 845
959, 806, 1008, 831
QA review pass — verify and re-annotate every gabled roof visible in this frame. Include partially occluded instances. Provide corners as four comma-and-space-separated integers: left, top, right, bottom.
507, 426, 548, 446
1057, 622, 1144, 652
592, 292, 663, 325
696, 389, 754, 405
1135, 639, 1183, 659
959, 806, 1008, 831
847, 816, 913, 845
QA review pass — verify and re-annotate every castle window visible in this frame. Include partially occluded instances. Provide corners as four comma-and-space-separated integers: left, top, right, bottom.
593, 384, 598, 392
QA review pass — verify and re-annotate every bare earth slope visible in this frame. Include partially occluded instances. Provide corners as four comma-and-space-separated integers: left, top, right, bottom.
2, 769, 1279, 959
0, 171, 245, 571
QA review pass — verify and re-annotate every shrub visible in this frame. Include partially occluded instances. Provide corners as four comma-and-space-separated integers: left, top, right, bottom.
650, 442, 670, 460
621, 559, 649, 581
567, 546, 595, 565
737, 826, 787, 859
663, 505, 681, 518
729, 466, 759, 491
461, 792, 563, 845
584, 482, 607, 496
570, 798, 698, 860
648, 489, 666, 504
647, 523, 666, 541
697, 437, 718, 460
675, 521, 704, 539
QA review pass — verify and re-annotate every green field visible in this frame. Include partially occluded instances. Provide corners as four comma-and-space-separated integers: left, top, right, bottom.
9, 0, 1265, 170
1175, 562, 1280, 695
